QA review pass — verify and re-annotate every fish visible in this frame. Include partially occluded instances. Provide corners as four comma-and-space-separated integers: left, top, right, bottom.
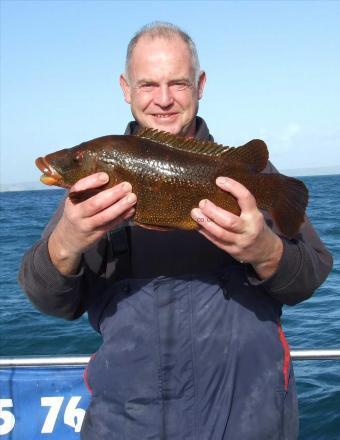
35, 128, 308, 237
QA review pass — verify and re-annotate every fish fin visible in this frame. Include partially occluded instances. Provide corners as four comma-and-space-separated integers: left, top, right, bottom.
134, 220, 173, 231
136, 128, 229, 157
136, 129, 268, 171
69, 188, 103, 204
220, 139, 269, 172
257, 174, 308, 237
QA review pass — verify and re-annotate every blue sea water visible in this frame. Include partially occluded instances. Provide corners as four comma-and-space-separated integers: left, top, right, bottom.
0, 175, 339, 439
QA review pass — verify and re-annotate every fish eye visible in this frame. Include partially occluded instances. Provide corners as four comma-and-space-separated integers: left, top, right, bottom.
73, 152, 83, 163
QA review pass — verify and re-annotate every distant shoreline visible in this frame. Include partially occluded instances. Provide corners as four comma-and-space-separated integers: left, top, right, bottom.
1, 168, 339, 192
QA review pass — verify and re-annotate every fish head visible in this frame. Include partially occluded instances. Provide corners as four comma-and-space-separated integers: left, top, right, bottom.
35, 144, 99, 188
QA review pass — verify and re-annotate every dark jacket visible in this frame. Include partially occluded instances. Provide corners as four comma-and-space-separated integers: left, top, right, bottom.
18, 117, 333, 439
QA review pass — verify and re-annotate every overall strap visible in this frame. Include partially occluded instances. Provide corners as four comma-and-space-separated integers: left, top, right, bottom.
108, 225, 132, 280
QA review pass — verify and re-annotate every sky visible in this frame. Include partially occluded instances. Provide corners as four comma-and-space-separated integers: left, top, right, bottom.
1, 0, 339, 185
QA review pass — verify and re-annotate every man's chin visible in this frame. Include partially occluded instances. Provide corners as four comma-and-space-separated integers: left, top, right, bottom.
148, 116, 180, 134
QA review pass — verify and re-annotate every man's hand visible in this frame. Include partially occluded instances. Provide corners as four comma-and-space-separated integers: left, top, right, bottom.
191, 177, 283, 280
48, 173, 137, 276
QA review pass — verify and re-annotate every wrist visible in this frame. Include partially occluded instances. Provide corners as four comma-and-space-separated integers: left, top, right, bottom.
252, 232, 283, 280
48, 229, 82, 275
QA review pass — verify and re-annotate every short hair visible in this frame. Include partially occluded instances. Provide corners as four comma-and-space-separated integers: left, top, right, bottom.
125, 21, 201, 83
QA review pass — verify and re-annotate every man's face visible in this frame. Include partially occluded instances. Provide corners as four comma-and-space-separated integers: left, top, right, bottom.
120, 36, 206, 136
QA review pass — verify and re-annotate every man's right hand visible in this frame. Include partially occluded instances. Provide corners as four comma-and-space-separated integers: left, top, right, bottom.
48, 172, 137, 275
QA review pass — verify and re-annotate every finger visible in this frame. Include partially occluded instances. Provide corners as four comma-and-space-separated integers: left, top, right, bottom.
198, 228, 227, 249
95, 207, 136, 234
71, 172, 109, 192
85, 192, 137, 230
191, 208, 237, 244
191, 207, 209, 225
78, 182, 133, 218
198, 225, 238, 259
198, 199, 244, 233
216, 177, 257, 214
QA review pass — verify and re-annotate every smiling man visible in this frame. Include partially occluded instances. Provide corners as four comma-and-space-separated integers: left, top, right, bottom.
120, 30, 206, 136
19, 22, 332, 439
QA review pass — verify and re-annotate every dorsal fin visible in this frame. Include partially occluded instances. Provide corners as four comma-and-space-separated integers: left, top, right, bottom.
135, 128, 268, 171
135, 128, 229, 157
225, 139, 269, 172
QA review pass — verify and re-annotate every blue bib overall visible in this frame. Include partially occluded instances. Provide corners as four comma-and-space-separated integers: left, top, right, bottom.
81, 228, 298, 440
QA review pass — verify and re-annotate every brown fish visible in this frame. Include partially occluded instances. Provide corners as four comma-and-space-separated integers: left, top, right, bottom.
35, 128, 308, 237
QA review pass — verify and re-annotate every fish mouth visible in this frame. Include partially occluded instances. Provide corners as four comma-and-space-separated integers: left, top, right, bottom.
35, 156, 63, 186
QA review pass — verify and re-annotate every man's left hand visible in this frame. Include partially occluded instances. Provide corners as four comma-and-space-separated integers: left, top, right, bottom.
191, 177, 284, 280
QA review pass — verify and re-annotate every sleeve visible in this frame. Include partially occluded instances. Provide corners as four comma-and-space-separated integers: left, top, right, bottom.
245, 163, 333, 306
18, 195, 114, 320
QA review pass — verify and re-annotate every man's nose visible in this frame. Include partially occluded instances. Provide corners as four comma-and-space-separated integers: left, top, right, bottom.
153, 85, 174, 107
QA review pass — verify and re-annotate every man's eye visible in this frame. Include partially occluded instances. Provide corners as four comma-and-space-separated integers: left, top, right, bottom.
140, 83, 156, 91
171, 82, 190, 91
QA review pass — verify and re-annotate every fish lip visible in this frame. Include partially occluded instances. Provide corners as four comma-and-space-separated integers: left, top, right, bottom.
35, 156, 62, 184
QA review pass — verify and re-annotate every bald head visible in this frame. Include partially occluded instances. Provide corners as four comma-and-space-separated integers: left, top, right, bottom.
125, 22, 201, 84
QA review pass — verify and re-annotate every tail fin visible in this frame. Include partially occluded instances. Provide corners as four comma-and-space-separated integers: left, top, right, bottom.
263, 174, 308, 237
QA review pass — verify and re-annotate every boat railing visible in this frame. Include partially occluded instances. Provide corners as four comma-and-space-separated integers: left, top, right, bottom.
0, 350, 339, 437
0, 349, 340, 367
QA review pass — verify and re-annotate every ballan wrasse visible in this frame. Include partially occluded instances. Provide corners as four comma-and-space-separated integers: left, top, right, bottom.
35, 128, 308, 237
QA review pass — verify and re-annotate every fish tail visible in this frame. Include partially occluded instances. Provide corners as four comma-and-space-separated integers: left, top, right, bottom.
265, 174, 308, 237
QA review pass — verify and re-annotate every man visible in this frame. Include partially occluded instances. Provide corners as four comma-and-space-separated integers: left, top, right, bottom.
19, 22, 332, 439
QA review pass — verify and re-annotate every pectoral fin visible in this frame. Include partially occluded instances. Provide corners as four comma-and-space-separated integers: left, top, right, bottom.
69, 188, 103, 204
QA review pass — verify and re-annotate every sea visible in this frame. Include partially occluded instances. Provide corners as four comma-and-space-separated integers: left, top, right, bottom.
0, 174, 339, 439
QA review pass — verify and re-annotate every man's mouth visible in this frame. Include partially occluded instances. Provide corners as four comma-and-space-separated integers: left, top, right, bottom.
151, 113, 178, 120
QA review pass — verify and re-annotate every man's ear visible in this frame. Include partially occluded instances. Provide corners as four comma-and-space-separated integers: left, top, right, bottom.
120, 74, 131, 104
197, 71, 207, 100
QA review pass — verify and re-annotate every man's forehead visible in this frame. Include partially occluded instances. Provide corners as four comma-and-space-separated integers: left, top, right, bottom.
131, 35, 191, 59
129, 35, 194, 79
